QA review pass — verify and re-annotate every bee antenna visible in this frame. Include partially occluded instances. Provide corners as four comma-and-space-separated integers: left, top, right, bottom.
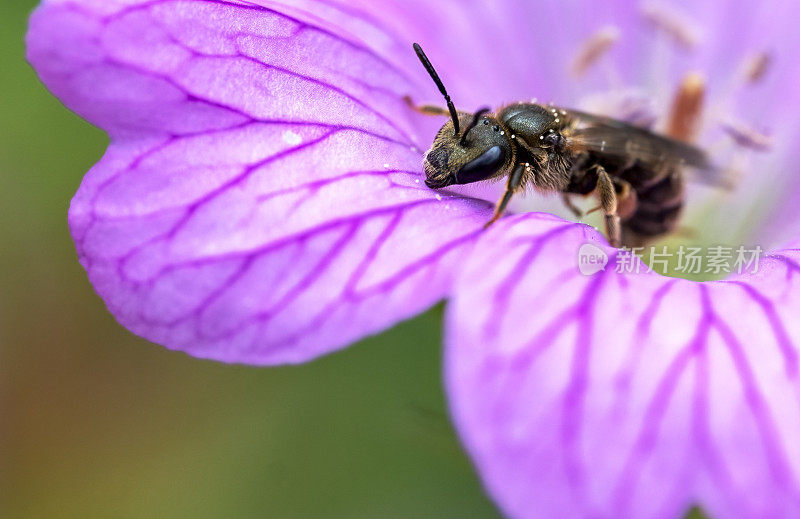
413, 42, 460, 135
460, 107, 491, 145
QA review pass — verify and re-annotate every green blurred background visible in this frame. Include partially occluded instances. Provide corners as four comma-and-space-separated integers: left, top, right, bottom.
0, 2, 501, 517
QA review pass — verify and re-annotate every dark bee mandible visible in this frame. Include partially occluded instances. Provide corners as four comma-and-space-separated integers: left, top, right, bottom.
409, 42, 715, 248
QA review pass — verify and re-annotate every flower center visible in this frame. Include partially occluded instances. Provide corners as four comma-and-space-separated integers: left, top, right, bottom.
523, 13, 772, 282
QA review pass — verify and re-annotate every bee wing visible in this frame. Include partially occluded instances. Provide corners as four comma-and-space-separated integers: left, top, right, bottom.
564, 109, 726, 186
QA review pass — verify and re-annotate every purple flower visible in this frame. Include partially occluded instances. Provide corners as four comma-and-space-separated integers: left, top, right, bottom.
26, 0, 800, 517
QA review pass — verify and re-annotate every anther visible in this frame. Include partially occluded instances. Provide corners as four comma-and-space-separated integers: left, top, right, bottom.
640, 1, 700, 50
667, 72, 705, 143
571, 26, 620, 77
722, 121, 772, 151
742, 52, 772, 84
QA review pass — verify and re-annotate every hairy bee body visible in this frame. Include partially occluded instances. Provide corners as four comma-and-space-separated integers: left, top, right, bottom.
608, 156, 685, 247
497, 102, 687, 246
410, 43, 710, 248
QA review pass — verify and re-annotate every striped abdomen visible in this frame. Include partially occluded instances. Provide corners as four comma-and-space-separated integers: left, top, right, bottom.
616, 163, 685, 247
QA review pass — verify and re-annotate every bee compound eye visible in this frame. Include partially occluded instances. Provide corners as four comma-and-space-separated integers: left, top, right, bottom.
456, 145, 506, 184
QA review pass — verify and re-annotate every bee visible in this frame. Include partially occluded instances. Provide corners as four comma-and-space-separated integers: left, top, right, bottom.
409, 43, 715, 248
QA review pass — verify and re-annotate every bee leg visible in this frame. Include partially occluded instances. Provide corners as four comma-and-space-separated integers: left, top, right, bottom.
586, 179, 634, 216
613, 178, 636, 220
594, 166, 621, 247
403, 95, 449, 116
561, 194, 584, 218
485, 164, 526, 229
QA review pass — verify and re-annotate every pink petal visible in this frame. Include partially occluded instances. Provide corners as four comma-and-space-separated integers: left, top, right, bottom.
446, 213, 800, 518
27, 0, 491, 364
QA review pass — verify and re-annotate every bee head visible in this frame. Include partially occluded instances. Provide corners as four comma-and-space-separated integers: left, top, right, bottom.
423, 110, 513, 188
411, 43, 513, 189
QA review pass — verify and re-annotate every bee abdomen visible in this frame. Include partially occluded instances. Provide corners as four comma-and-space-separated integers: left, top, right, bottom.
621, 168, 684, 246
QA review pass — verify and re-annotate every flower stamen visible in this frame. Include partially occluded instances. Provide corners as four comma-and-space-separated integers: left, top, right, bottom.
571, 26, 620, 77
741, 51, 773, 84
666, 72, 705, 142
722, 121, 772, 151
640, 1, 700, 50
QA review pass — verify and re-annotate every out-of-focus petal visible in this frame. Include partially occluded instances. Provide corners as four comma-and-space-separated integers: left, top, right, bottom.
27, 0, 491, 364
446, 213, 800, 518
